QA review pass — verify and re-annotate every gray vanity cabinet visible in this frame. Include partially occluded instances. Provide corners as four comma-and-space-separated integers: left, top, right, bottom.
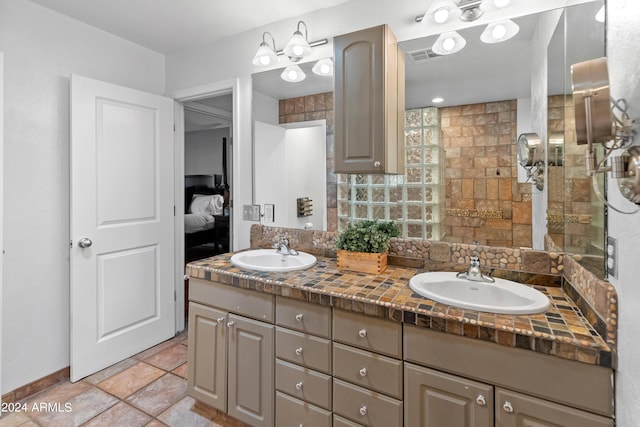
187, 279, 275, 427
334, 24, 405, 174
495, 388, 613, 427
404, 363, 493, 427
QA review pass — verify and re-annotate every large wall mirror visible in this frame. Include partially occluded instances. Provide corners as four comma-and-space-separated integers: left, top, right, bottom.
251, 0, 605, 275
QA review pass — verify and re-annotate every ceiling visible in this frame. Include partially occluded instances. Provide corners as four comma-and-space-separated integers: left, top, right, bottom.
28, 0, 352, 54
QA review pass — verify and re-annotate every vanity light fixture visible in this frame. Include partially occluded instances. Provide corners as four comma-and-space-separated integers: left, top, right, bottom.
480, 19, 520, 43
283, 20, 313, 62
252, 32, 277, 66
281, 64, 306, 83
479, 0, 510, 12
421, 0, 461, 25
432, 31, 466, 55
312, 58, 334, 76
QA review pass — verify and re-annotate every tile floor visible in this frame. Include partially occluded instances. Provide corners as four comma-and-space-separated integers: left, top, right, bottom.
0, 331, 249, 427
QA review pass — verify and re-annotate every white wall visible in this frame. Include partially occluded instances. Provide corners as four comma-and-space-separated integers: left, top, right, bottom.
0, 0, 165, 393
253, 91, 279, 125
606, 1, 640, 424
185, 128, 229, 175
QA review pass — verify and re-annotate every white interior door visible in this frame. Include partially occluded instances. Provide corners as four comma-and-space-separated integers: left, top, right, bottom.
70, 75, 175, 381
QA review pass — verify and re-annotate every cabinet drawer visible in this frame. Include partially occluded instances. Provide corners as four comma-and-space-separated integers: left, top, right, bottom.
276, 296, 331, 338
333, 309, 402, 358
333, 415, 363, 427
333, 379, 403, 427
276, 327, 332, 374
276, 359, 332, 410
276, 392, 331, 427
333, 343, 402, 399
189, 278, 274, 322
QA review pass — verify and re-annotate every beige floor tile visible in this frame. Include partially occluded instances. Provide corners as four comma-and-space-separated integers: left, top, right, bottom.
144, 344, 188, 372
97, 362, 164, 399
144, 420, 168, 427
24, 380, 92, 409
81, 402, 151, 427
30, 387, 118, 427
157, 396, 217, 427
170, 363, 188, 379
0, 411, 32, 427
134, 340, 177, 361
126, 374, 187, 417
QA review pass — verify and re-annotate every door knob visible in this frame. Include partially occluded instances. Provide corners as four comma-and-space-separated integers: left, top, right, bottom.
78, 238, 93, 248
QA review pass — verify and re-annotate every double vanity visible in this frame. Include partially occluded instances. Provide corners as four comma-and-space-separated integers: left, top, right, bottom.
186, 247, 614, 427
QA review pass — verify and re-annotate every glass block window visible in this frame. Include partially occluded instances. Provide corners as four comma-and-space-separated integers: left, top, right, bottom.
337, 107, 445, 240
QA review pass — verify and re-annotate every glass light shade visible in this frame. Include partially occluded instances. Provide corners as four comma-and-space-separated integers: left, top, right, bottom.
281, 65, 306, 83
312, 58, 334, 76
252, 42, 277, 66
432, 31, 466, 55
422, 0, 461, 25
283, 31, 312, 61
480, 20, 520, 43
479, 0, 510, 11
595, 5, 605, 23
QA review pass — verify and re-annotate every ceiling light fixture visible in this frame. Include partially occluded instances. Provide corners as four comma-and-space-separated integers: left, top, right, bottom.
312, 58, 334, 76
283, 21, 313, 62
281, 64, 306, 83
480, 19, 520, 43
432, 31, 466, 55
252, 32, 277, 66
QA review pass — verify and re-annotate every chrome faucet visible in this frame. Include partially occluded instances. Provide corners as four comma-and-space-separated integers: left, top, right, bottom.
272, 235, 299, 256
456, 255, 495, 283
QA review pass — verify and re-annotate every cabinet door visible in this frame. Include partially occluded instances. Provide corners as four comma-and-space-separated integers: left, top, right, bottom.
495, 388, 614, 427
187, 302, 227, 411
334, 24, 403, 174
404, 363, 493, 427
227, 313, 274, 427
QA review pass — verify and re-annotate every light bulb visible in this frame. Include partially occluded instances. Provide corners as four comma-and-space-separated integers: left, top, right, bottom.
494, 0, 510, 8
287, 70, 298, 80
259, 55, 270, 65
492, 24, 506, 39
433, 8, 449, 23
443, 37, 455, 52
320, 64, 330, 74
292, 45, 304, 56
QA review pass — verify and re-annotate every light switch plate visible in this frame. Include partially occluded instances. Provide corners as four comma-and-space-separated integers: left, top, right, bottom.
606, 236, 617, 278
264, 204, 275, 223
242, 204, 261, 221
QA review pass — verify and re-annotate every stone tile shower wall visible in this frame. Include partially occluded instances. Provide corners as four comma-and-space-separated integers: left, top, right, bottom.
279, 93, 336, 231
441, 100, 533, 248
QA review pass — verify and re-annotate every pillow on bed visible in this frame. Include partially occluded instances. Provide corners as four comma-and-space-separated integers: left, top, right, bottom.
190, 194, 224, 215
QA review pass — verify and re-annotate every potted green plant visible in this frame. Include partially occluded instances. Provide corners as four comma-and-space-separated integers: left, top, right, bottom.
334, 220, 400, 274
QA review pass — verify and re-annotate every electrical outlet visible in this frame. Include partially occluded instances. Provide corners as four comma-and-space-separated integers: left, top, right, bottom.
264, 204, 275, 223
242, 204, 261, 221
606, 236, 617, 278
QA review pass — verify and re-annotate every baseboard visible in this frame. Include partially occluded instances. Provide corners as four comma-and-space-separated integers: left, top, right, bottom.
1, 367, 70, 403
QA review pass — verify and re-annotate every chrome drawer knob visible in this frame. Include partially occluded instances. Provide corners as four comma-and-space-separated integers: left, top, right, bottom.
476, 395, 487, 406
295, 347, 304, 356
358, 329, 367, 338
216, 317, 225, 324
227, 321, 235, 328
503, 401, 514, 413
295, 381, 304, 390
359, 368, 367, 377
295, 313, 304, 322
359, 406, 367, 416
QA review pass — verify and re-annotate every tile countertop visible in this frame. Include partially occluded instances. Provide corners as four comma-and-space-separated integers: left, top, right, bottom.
186, 254, 613, 369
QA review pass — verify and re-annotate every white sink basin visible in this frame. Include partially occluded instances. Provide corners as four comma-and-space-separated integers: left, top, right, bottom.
230, 249, 317, 272
409, 272, 550, 315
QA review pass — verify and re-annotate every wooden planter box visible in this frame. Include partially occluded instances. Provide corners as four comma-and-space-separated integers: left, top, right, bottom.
337, 250, 388, 274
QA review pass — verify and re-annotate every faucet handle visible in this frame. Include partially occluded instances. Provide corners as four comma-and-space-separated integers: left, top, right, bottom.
470, 255, 480, 265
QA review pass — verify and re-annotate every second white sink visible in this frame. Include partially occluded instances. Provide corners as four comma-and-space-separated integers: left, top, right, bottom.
409, 272, 550, 315
230, 249, 317, 272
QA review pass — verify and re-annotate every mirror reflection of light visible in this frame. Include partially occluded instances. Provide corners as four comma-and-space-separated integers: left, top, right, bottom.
443, 37, 455, 51
432, 97, 444, 103
492, 24, 506, 39
494, 0, 510, 8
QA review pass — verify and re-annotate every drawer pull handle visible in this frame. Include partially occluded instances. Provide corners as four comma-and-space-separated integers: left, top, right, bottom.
227, 321, 235, 328
216, 317, 225, 324
358, 329, 367, 338
359, 368, 367, 377
295, 313, 304, 322
374, 161, 381, 168
359, 406, 367, 416
295, 347, 304, 356
476, 395, 487, 406
503, 401, 514, 413
295, 381, 304, 390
